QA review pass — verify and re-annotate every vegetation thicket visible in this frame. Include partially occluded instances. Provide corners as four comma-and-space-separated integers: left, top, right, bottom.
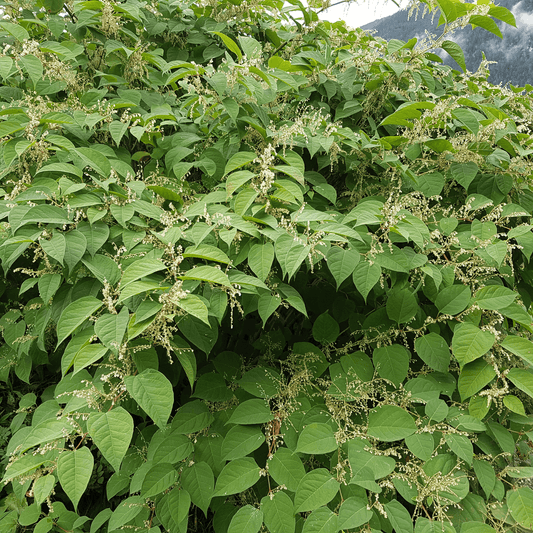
1, 0, 533, 531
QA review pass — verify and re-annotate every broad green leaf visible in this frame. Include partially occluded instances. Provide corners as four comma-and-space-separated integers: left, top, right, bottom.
262, 491, 295, 533
73, 343, 108, 374
176, 294, 209, 325
124, 369, 174, 428
380, 101, 435, 128
373, 344, 409, 386
385, 500, 413, 533
0, 21, 30, 42
170, 338, 196, 389
183, 244, 231, 264
326, 247, 359, 289
121, 258, 167, 287
500, 335, 533, 366
458, 359, 496, 401
435, 285, 471, 315
157, 488, 190, 532
141, 463, 178, 498
473, 459, 496, 499
353, 261, 381, 302
227, 399, 272, 425
296, 423, 337, 454
147, 429, 193, 464
507, 368, 533, 399
302, 507, 337, 533
226, 170, 255, 196
222, 425, 265, 461
275, 233, 310, 280
57, 447, 94, 511
248, 242, 275, 282
445, 433, 473, 466
38, 273, 61, 304
33, 475, 56, 505
228, 505, 263, 533
507, 487, 533, 529
258, 293, 281, 327
386, 288, 418, 324
414, 333, 450, 372
238, 367, 281, 398
77, 222, 109, 256
178, 315, 218, 354
338, 497, 372, 530
56, 297, 103, 346
452, 108, 480, 135
82, 254, 121, 286
224, 152, 256, 176
469, 15, 502, 38
109, 496, 145, 532
367, 405, 416, 442
450, 162, 478, 189
41, 232, 65, 265
181, 462, 214, 517
441, 40, 466, 72
213, 457, 261, 497
268, 447, 306, 492
63, 230, 87, 272
178, 265, 231, 286
295, 469, 340, 513
452, 323, 495, 366
312, 313, 339, 344
21, 55, 44, 87
405, 433, 434, 461
211, 31, 243, 61
94, 307, 129, 354
425, 399, 448, 422
87, 407, 133, 472
474, 285, 517, 310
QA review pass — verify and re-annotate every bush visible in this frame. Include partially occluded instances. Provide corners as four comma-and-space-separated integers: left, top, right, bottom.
1, 0, 533, 531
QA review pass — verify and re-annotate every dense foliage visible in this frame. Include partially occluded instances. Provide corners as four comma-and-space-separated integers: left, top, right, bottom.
1, 0, 533, 531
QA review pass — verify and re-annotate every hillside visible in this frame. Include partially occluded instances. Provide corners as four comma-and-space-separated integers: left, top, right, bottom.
362, 0, 533, 87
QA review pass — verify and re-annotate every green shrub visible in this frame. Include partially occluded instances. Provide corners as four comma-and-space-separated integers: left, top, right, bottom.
0, 0, 533, 531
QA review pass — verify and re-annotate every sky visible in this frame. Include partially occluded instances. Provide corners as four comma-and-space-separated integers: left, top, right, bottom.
318, 0, 406, 28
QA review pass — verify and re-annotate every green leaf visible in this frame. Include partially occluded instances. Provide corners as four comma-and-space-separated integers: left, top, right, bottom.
87, 407, 133, 472
94, 307, 129, 354
121, 258, 167, 287
425, 399, 449, 422
352, 261, 381, 302
147, 429, 193, 464
77, 222, 109, 257
57, 447, 94, 511
326, 247, 359, 289
109, 496, 145, 532
380, 101, 435, 128
312, 313, 339, 345
458, 359, 496, 401
450, 162, 478, 189
38, 273, 61, 304
507, 368, 533, 399
385, 501, 413, 533
507, 487, 533, 529
275, 233, 310, 280
373, 344, 409, 386
452, 323, 495, 366
262, 491, 295, 533
414, 333, 450, 372
178, 315, 218, 354
441, 40, 466, 72
0, 21, 30, 42
63, 230, 87, 272
141, 463, 178, 498
452, 108, 480, 135
435, 284, 471, 315
268, 447, 306, 492
386, 288, 418, 324
211, 31, 243, 61
41, 232, 65, 265
56, 296, 103, 346
367, 405, 417, 442
33, 475, 56, 506
183, 244, 231, 264
474, 286, 517, 310
258, 293, 281, 327
228, 505, 263, 533
500, 335, 533, 366
226, 170, 255, 196
170, 338, 196, 389
405, 433, 434, 461
224, 152, 256, 176
469, 15, 502, 38
295, 469, 340, 513
302, 507, 338, 533
213, 457, 261, 497
124, 369, 174, 428
338, 497, 372, 530
248, 243, 274, 283
445, 433, 473, 466
222, 425, 265, 461
176, 294, 210, 325
227, 398, 272, 425
20, 55, 43, 87
82, 255, 121, 286
473, 459, 496, 499
181, 462, 214, 517
178, 265, 231, 286
296, 423, 337, 455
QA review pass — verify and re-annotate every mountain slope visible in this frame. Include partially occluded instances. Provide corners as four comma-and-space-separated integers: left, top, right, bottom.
362, 0, 532, 87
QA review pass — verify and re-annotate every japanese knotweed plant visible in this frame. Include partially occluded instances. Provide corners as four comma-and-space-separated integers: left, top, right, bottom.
1, 0, 533, 532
